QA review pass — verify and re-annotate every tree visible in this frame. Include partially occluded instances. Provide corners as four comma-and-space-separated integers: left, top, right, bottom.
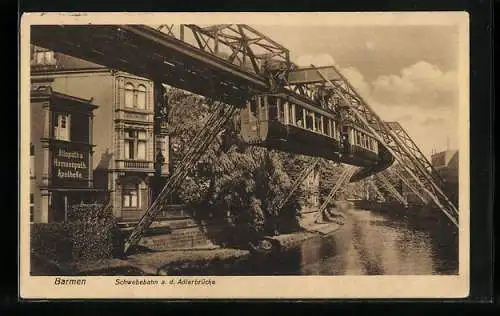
163, 88, 304, 239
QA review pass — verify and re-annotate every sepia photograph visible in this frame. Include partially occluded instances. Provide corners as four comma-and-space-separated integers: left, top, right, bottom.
20, 12, 470, 299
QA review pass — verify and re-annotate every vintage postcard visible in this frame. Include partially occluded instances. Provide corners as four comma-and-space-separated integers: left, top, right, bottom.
20, 12, 470, 299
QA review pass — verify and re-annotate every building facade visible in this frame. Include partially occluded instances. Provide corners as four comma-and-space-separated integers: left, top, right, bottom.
431, 150, 459, 206
30, 46, 169, 223
30, 85, 102, 223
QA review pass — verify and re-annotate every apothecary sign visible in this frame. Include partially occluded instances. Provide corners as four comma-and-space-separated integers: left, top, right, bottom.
51, 142, 90, 187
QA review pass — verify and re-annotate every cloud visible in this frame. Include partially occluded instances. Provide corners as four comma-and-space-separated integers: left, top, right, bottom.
365, 41, 376, 51
341, 66, 372, 99
393, 114, 413, 122
295, 53, 337, 68
295, 53, 371, 98
421, 117, 446, 126
292, 55, 459, 157
371, 61, 458, 109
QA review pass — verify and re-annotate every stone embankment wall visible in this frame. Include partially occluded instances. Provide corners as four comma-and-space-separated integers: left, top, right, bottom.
118, 205, 232, 251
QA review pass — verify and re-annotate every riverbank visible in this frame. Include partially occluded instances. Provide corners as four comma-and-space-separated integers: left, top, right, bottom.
31, 221, 343, 276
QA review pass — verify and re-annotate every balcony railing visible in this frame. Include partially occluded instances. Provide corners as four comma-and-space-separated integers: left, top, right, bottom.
116, 159, 154, 170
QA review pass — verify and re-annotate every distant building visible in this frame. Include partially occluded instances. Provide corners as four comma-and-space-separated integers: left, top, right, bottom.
431, 150, 459, 206
30, 45, 169, 222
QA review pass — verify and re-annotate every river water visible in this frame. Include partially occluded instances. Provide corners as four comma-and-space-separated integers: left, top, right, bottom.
172, 207, 459, 276
290, 208, 459, 275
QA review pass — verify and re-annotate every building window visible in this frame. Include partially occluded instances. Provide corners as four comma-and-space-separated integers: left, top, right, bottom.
32, 47, 55, 65
124, 82, 148, 109
54, 112, 71, 141
124, 129, 147, 160
30, 193, 34, 222
136, 84, 147, 109
125, 83, 134, 108
30, 143, 35, 178
122, 183, 140, 208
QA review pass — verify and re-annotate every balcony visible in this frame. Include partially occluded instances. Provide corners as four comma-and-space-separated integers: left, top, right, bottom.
115, 108, 153, 123
116, 159, 154, 171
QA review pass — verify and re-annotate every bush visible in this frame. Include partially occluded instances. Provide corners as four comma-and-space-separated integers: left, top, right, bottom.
31, 203, 122, 265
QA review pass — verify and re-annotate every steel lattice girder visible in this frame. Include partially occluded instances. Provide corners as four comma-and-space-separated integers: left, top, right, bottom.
269, 158, 321, 214
285, 69, 433, 206
375, 172, 408, 206
124, 101, 237, 253
384, 163, 429, 205
367, 178, 385, 202
155, 24, 290, 76
311, 65, 458, 228
30, 25, 268, 106
318, 166, 358, 214
31, 24, 349, 118
321, 76, 456, 215
385, 121, 445, 190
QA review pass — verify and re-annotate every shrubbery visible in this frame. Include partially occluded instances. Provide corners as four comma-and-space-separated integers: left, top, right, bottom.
165, 92, 304, 241
31, 203, 122, 265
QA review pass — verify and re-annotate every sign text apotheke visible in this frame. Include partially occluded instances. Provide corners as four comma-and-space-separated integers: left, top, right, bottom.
52, 147, 90, 185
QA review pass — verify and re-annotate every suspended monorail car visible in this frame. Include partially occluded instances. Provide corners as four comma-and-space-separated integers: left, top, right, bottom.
239, 93, 394, 181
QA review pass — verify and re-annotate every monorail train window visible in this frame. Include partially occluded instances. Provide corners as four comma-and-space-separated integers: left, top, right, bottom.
288, 103, 295, 125
305, 111, 314, 130
314, 113, 322, 133
348, 128, 354, 144
332, 120, 337, 139
295, 105, 304, 127
268, 96, 278, 120
259, 96, 266, 120
327, 119, 332, 137
249, 98, 258, 117
268, 96, 278, 106
278, 99, 285, 123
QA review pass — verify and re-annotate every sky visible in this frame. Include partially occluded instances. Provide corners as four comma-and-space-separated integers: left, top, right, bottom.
254, 25, 461, 159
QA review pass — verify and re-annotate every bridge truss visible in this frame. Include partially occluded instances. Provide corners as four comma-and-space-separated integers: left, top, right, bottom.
312, 65, 459, 227
30, 24, 459, 254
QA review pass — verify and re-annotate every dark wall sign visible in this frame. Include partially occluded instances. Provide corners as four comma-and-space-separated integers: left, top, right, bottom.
51, 142, 90, 187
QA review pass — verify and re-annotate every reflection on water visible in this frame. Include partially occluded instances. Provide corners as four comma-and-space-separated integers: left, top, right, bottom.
167, 208, 459, 276
294, 209, 458, 275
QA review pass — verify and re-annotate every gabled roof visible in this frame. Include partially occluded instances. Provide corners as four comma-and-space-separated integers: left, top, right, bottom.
30, 86, 98, 109
31, 45, 107, 72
